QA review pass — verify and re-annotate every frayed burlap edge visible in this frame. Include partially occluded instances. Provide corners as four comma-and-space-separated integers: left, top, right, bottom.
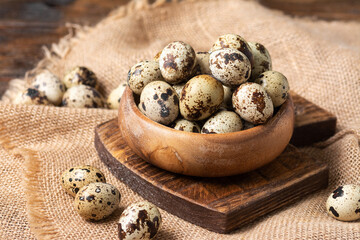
0, 0, 211, 238
0, 126, 60, 239
0, 0, 207, 104
1, 0, 359, 238
2, 0, 358, 104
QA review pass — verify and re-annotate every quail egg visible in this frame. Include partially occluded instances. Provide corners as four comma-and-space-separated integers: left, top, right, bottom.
210, 33, 254, 67
221, 85, 233, 109
127, 60, 163, 95
173, 119, 201, 133
172, 83, 186, 97
153, 50, 162, 62
31, 71, 65, 105
107, 83, 127, 109
74, 182, 121, 221
243, 120, 255, 130
209, 48, 251, 87
232, 82, 273, 124
159, 41, 196, 84
326, 185, 360, 221
61, 165, 106, 197
118, 201, 162, 240
139, 81, 179, 125
63, 66, 98, 89
62, 85, 104, 108
201, 110, 243, 134
180, 75, 224, 121
191, 63, 202, 77
254, 71, 289, 107
13, 88, 52, 106
196, 51, 211, 75
248, 42, 272, 79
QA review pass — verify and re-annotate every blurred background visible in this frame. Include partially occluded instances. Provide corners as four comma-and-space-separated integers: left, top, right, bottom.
0, 0, 359, 97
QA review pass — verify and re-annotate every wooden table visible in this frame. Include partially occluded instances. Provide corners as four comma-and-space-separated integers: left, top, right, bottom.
0, 0, 359, 97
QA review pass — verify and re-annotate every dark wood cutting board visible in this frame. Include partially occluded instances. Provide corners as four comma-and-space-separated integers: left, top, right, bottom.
94, 92, 334, 233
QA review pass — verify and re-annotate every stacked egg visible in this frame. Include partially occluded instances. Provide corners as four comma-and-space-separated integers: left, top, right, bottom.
127, 34, 290, 134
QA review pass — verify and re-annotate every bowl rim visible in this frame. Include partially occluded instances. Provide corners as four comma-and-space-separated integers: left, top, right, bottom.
122, 86, 293, 139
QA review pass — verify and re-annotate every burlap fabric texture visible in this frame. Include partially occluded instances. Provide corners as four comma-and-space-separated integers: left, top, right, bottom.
1, 0, 360, 239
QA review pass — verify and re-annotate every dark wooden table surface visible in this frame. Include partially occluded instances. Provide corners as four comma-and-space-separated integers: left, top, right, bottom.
1, 0, 359, 97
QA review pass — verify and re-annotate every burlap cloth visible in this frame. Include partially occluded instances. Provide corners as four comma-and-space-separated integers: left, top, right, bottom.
0, 0, 359, 239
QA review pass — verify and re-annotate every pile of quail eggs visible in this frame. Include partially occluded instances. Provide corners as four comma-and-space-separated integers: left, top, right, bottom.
14, 66, 126, 109
61, 165, 162, 240
127, 33, 290, 134
326, 184, 360, 222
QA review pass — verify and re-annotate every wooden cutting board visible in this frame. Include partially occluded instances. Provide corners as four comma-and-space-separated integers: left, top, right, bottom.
94, 92, 335, 233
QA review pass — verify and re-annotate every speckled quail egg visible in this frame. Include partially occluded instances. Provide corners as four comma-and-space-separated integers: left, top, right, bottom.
180, 75, 224, 121
191, 63, 202, 77
127, 60, 163, 95
153, 50, 162, 62
13, 88, 52, 106
221, 85, 233, 109
62, 85, 104, 108
139, 81, 179, 125
255, 71, 289, 107
74, 182, 121, 221
243, 121, 255, 130
232, 82, 274, 124
326, 185, 360, 221
248, 42, 272, 79
31, 71, 65, 105
210, 33, 254, 67
107, 83, 127, 109
196, 52, 211, 75
172, 83, 186, 97
61, 165, 106, 197
159, 41, 196, 84
118, 201, 162, 240
201, 110, 243, 134
173, 119, 201, 133
63, 66, 98, 89
209, 48, 251, 88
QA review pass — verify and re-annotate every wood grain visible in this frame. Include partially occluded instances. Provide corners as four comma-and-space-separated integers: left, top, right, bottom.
0, 0, 359, 93
118, 87, 295, 177
0, 0, 129, 92
291, 91, 337, 146
95, 118, 329, 233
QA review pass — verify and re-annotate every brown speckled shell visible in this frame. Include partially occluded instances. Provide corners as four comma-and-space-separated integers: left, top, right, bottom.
127, 60, 163, 95
74, 183, 121, 221
62, 85, 104, 108
139, 81, 179, 125
179, 75, 224, 121
118, 201, 162, 240
326, 185, 360, 221
196, 51, 211, 75
107, 83, 127, 110
61, 165, 106, 197
232, 82, 273, 124
209, 48, 251, 88
248, 42, 272, 80
159, 41, 196, 84
13, 88, 52, 106
63, 66, 98, 89
31, 71, 65, 106
201, 110, 243, 134
210, 34, 254, 67
173, 119, 201, 133
255, 71, 289, 107
153, 50, 162, 62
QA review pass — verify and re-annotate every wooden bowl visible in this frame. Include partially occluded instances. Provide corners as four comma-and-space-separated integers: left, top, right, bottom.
118, 87, 295, 177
